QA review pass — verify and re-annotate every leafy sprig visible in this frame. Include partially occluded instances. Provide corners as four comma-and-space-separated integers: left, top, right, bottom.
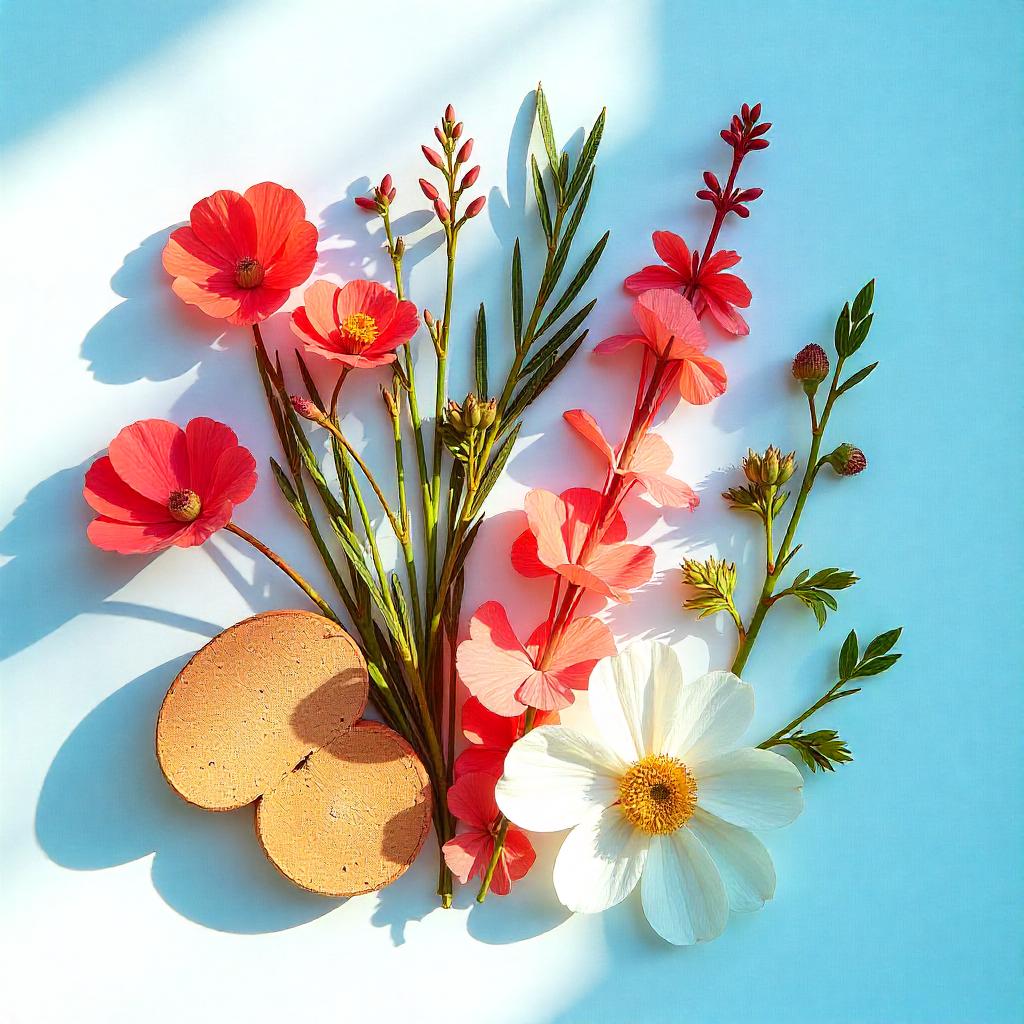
681, 556, 742, 636
776, 566, 859, 628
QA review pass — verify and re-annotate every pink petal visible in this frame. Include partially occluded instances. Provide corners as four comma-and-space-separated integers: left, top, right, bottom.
558, 487, 606, 562
633, 289, 706, 357
83, 456, 171, 524
623, 265, 685, 295
633, 471, 699, 509
301, 280, 343, 340
651, 230, 692, 274
586, 540, 655, 600
544, 615, 616, 685
170, 276, 241, 320
679, 353, 729, 404
107, 420, 188, 505
335, 279, 397, 323
442, 831, 492, 885
86, 517, 186, 554
564, 409, 615, 466
524, 489, 570, 569
627, 433, 673, 475
702, 293, 750, 336
513, 669, 576, 711
446, 771, 499, 831
594, 333, 646, 354
456, 602, 534, 716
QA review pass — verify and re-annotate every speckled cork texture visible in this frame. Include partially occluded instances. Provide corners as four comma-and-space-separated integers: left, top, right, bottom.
256, 721, 432, 897
155, 610, 431, 897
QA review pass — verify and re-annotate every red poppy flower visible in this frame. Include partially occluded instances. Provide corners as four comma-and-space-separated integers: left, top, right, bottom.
457, 601, 615, 714
290, 279, 419, 369
84, 418, 257, 554
595, 289, 727, 405
442, 772, 535, 895
162, 182, 318, 327
454, 696, 559, 779
624, 230, 752, 336
563, 409, 699, 510
510, 487, 654, 602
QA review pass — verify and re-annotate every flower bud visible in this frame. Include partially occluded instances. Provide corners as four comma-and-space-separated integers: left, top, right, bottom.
461, 164, 481, 189
463, 393, 481, 428
479, 398, 498, 429
792, 343, 830, 395
445, 398, 464, 432
434, 198, 450, 223
423, 309, 435, 328
465, 195, 486, 219
422, 146, 445, 170
434, 125, 445, 145
393, 236, 406, 259
290, 394, 325, 425
456, 139, 474, 164
419, 177, 439, 201
354, 195, 378, 212
444, 103, 456, 124
452, 121, 464, 140
743, 445, 795, 486
825, 443, 867, 477
380, 174, 393, 196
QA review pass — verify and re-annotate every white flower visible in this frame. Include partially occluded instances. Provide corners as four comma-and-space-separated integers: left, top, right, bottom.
495, 640, 804, 945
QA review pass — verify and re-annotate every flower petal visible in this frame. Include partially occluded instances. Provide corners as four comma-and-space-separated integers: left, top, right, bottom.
662, 670, 754, 763
701, 249, 742, 275
443, 831, 492, 886
678, 352, 728, 404
170, 276, 241, 320
461, 695, 520, 748
243, 182, 306, 265
692, 748, 804, 829
456, 602, 534, 716
188, 189, 256, 265
686, 808, 775, 912
162, 225, 228, 282
702, 293, 750, 336
228, 286, 291, 326
83, 456, 171, 524
553, 804, 649, 913
584, 540, 655, 599
447, 771, 499, 831
651, 230, 692, 273
538, 615, 617, 690
524, 488, 570, 568
594, 333, 646, 355
633, 289, 706, 357
641, 828, 728, 945
496, 725, 624, 832
262, 220, 318, 289
300, 279, 342, 341
107, 419, 188, 505
623, 265, 685, 294
86, 517, 186, 554
588, 640, 685, 762
563, 409, 616, 467
632, 470, 699, 509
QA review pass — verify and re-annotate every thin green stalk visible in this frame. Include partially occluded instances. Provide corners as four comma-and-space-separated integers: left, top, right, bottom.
759, 676, 849, 748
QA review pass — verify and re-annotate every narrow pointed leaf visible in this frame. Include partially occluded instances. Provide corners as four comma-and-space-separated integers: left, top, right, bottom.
474, 303, 488, 395
538, 231, 609, 336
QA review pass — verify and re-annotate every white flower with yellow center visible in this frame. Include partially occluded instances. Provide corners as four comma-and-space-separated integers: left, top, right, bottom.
495, 640, 804, 945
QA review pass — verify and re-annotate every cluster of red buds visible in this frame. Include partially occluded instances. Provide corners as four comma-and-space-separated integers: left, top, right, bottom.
354, 173, 397, 215
696, 103, 770, 219
419, 104, 485, 226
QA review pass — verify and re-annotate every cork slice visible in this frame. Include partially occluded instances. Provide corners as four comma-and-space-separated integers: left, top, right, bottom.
256, 721, 433, 897
156, 610, 369, 811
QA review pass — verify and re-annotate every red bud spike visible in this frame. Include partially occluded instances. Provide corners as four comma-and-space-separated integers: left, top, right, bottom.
465, 195, 486, 218
422, 146, 445, 170
419, 178, 439, 200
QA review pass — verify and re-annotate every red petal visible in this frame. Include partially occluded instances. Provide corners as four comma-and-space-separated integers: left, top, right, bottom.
86, 517, 186, 554
651, 230, 692, 275
189, 190, 256, 265
524, 488, 570, 568
227, 287, 291, 326
461, 696, 520, 748
442, 832, 492, 885
502, 827, 537, 885
623, 265, 685, 295
563, 409, 615, 466
678, 353, 729, 403
374, 298, 419, 348
179, 500, 233, 546
446, 771, 499, 831
107, 420, 188, 504
702, 271, 751, 307
633, 289, 706, 357
262, 220, 318, 289
702, 294, 750, 336
243, 182, 307, 265
510, 529, 552, 578
170, 276, 241, 320
454, 746, 506, 779
162, 226, 229, 283
185, 417, 257, 507
83, 456, 170, 524
335, 279, 397, 324
594, 333, 647, 355
701, 249, 742, 274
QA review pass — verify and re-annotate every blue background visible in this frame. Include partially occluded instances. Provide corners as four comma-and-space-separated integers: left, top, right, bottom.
1, 1, 1021, 1021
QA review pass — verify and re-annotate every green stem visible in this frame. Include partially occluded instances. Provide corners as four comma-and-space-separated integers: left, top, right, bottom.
759, 676, 849, 748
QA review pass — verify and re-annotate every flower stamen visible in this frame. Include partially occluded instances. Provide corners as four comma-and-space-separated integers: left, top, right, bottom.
341, 312, 379, 348
618, 754, 697, 835
234, 257, 265, 289
168, 488, 202, 523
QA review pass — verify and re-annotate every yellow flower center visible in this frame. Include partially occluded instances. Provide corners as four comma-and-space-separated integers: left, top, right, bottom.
234, 257, 265, 289
167, 488, 202, 523
618, 754, 698, 835
341, 312, 379, 348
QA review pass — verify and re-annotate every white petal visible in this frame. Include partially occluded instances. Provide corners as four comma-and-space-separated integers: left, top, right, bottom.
662, 670, 755, 763
640, 828, 728, 945
553, 804, 649, 913
588, 640, 684, 762
687, 808, 776, 912
692, 747, 804, 830
496, 725, 624, 832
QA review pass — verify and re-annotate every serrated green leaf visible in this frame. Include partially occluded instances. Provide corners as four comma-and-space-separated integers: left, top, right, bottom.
566, 107, 605, 205
511, 238, 524, 349
852, 653, 902, 678
851, 279, 875, 322
474, 303, 488, 395
531, 154, 553, 243
537, 231, 609, 336
864, 627, 902, 660
535, 85, 560, 179
839, 630, 859, 680
836, 361, 878, 396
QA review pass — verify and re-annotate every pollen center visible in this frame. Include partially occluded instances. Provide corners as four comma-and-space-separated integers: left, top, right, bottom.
341, 312, 379, 348
234, 257, 265, 289
618, 754, 697, 835
167, 488, 202, 523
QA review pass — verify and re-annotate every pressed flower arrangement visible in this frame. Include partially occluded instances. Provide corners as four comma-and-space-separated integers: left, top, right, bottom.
84, 89, 903, 943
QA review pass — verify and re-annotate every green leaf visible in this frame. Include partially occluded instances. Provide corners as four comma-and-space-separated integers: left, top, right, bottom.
847, 312, 873, 354
511, 238, 524, 349
566, 106, 606, 206
559, 151, 569, 187
834, 301, 852, 356
851, 279, 875, 323
294, 350, 326, 410
535, 85, 560, 180
522, 299, 596, 374
547, 168, 595, 294
537, 231, 609, 336
839, 630, 859, 680
864, 626, 902, 660
852, 653, 902, 678
389, 572, 414, 648
531, 154, 554, 243
269, 457, 305, 521
470, 423, 521, 516
775, 729, 853, 773
505, 332, 587, 424
474, 303, 488, 395
836, 360, 878, 396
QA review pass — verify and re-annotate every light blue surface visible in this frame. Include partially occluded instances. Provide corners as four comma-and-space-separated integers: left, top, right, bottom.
2, 1, 1022, 1022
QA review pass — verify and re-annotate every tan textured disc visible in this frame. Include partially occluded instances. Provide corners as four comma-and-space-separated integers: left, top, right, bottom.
255, 721, 432, 897
156, 610, 368, 811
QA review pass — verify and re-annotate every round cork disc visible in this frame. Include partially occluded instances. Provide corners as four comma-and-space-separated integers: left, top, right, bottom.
255, 721, 433, 897
156, 610, 369, 811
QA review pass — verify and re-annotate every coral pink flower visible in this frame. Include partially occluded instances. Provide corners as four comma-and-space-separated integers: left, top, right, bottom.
162, 183, 318, 327
624, 231, 753, 336
455, 697, 559, 779
563, 409, 699, 510
510, 487, 654, 602
84, 418, 257, 554
596, 289, 728, 405
457, 601, 615, 714
290, 279, 419, 369
442, 772, 535, 895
